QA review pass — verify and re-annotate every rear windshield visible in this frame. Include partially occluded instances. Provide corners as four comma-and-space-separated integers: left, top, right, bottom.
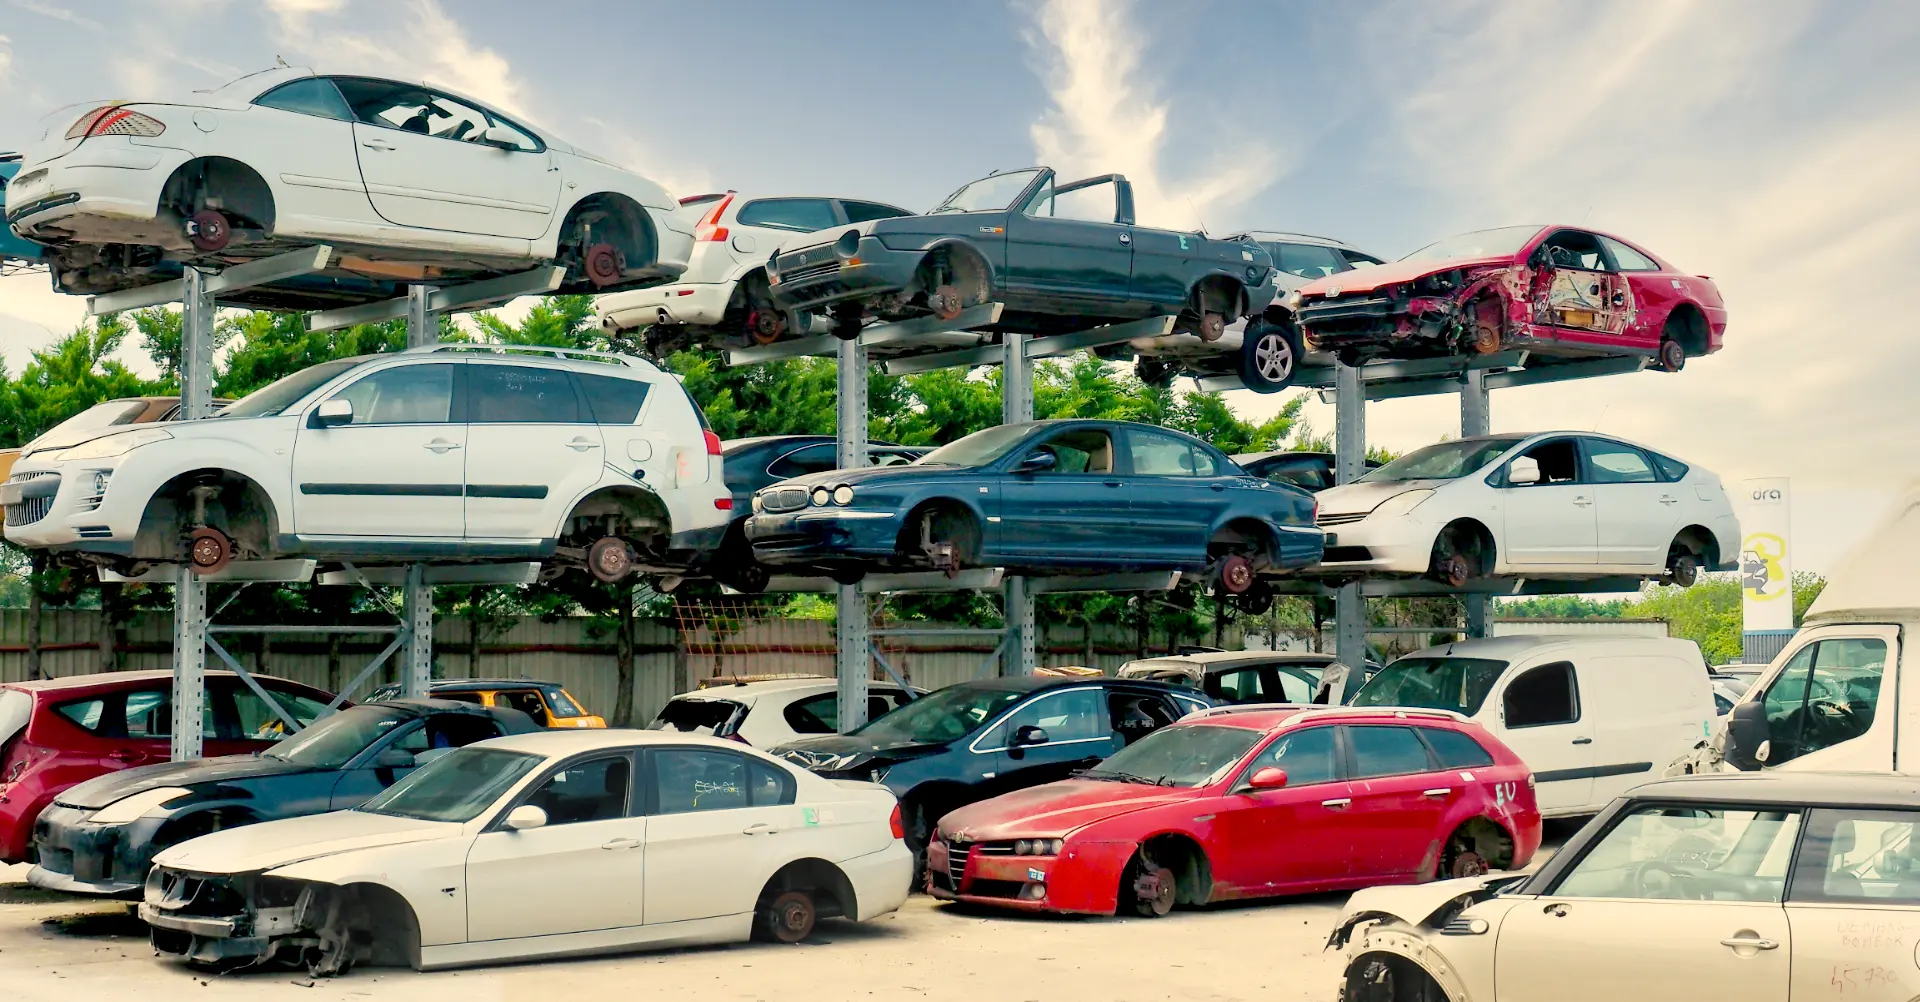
0, 689, 31, 757
1351, 657, 1508, 716
541, 686, 585, 718
649, 698, 743, 736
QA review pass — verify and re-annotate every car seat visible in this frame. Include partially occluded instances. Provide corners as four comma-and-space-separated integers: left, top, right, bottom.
1086, 436, 1113, 474
399, 113, 431, 134
595, 759, 631, 820
1825, 823, 1864, 898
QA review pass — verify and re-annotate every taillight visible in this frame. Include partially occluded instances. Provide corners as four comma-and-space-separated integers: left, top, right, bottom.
695, 192, 735, 242
714, 497, 733, 510
703, 429, 722, 456
66, 105, 166, 140
1311, 499, 1319, 522
889, 804, 905, 840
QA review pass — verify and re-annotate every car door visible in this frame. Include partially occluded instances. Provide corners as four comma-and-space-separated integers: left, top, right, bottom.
574, 369, 665, 493
1495, 803, 1797, 1002
997, 426, 1130, 561
1526, 229, 1634, 348
1750, 633, 1893, 770
290, 361, 465, 537
462, 362, 604, 541
1582, 437, 1675, 569
1497, 437, 1598, 566
1492, 660, 1595, 814
44, 688, 180, 775
1003, 174, 1134, 304
332, 77, 561, 240
1342, 725, 1450, 879
643, 747, 800, 925
988, 688, 1116, 791
1209, 724, 1353, 891
1123, 428, 1224, 560
1597, 234, 1672, 349
1785, 807, 1920, 1001
465, 753, 647, 940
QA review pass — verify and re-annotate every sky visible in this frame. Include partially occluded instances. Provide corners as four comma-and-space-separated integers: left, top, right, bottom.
0, 0, 1916, 575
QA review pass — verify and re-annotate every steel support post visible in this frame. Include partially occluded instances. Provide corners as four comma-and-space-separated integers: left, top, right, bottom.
405, 283, 438, 348
1460, 369, 1491, 639
401, 563, 433, 696
834, 335, 872, 732
1333, 361, 1369, 672
169, 268, 216, 761
1002, 333, 1036, 674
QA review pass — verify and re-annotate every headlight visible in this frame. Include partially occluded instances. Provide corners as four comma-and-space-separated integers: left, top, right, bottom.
1370, 489, 1435, 519
832, 485, 855, 505
834, 229, 861, 259
1286, 290, 1304, 309
751, 494, 765, 514
89, 786, 192, 825
58, 428, 173, 462
1014, 838, 1064, 856
811, 487, 832, 507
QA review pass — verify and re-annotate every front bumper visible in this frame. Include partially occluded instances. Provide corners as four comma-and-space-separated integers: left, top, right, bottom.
27, 802, 160, 896
766, 237, 922, 313
1304, 515, 1435, 576
744, 508, 900, 566
142, 867, 303, 967
597, 280, 734, 330
925, 838, 1135, 916
3, 457, 144, 554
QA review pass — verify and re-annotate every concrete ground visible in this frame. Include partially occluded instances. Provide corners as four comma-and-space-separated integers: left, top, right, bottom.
0, 827, 1574, 1002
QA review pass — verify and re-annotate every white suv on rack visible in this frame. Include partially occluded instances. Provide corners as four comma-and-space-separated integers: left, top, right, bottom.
0, 346, 728, 582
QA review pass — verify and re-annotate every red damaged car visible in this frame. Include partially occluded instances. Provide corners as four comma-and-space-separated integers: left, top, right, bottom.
926, 705, 1540, 917
1290, 224, 1725, 371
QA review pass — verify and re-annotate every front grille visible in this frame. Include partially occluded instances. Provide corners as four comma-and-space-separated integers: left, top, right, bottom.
1316, 511, 1368, 527
1300, 295, 1395, 321
776, 243, 838, 273
1321, 545, 1373, 562
943, 840, 970, 888
5, 496, 52, 526
780, 262, 841, 286
762, 487, 811, 513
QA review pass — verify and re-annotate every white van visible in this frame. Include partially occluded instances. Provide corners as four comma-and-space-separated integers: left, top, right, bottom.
1350, 635, 1717, 817
1719, 486, 1916, 773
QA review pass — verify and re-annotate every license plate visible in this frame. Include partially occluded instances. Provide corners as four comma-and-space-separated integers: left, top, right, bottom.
0, 484, 23, 506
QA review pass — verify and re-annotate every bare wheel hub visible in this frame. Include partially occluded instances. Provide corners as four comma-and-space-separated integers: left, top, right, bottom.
1196, 311, 1226, 342
747, 308, 787, 345
186, 209, 230, 252
1438, 552, 1470, 589
767, 890, 815, 944
187, 526, 231, 574
1450, 850, 1489, 878
1217, 553, 1254, 594
928, 284, 964, 321
583, 242, 623, 287
1133, 865, 1176, 916
588, 536, 634, 582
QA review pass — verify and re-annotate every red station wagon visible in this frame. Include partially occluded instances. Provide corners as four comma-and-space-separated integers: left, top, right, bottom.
0, 670, 339, 863
927, 705, 1542, 916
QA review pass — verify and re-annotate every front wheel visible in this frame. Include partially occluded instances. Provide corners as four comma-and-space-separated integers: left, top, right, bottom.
1236, 318, 1301, 393
1121, 850, 1176, 917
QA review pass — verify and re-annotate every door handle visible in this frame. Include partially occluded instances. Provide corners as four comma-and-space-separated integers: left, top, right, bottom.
361, 140, 396, 151
1572, 496, 1593, 507
600, 838, 641, 850
1210, 483, 1225, 492
1422, 788, 1452, 797
743, 823, 780, 836
1118, 233, 1131, 245
1320, 798, 1351, 809
1571, 737, 1593, 745
1103, 480, 1122, 488
1659, 496, 1679, 505
424, 439, 462, 453
1543, 902, 1569, 917
566, 437, 600, 452
1720, 936, 1779, 951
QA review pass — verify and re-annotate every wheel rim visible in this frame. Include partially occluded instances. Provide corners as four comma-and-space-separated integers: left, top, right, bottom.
1255, 333, 1294, 381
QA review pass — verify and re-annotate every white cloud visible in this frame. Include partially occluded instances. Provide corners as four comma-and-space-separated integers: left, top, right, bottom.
262, 0, 527, 118
1022, 0, 1282, 231
8, 0, 101, 32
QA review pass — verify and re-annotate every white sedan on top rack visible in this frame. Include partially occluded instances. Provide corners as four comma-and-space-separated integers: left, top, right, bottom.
1308, 431, 1739, 587
4, 67, 692, 311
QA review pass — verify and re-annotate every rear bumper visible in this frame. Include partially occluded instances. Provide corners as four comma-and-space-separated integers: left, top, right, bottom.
841, 841, 914, 921
597, 280, 734, 330
1268, 523, 1328, 573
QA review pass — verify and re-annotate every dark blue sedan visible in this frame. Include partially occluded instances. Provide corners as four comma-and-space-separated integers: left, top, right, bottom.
742, 419, 1322, 589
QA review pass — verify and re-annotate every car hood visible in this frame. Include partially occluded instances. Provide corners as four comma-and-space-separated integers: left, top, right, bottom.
773, 732, 951, 773
936, 779, 1190, 840
1316, 479, 1450, 518
154, 809, 459, 875
1328, 872, 1529, 947
1298, 254, 1514, 297
55, 754, 314, 810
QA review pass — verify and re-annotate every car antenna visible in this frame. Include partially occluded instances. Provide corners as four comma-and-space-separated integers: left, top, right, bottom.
1591, 403, 1612, 432
1187, 197, 1209, 235
276, 55, 290, 68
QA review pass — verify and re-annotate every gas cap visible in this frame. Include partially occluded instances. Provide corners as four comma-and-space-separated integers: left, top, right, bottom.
732, 234, 757, 255
192, 111, 218, 133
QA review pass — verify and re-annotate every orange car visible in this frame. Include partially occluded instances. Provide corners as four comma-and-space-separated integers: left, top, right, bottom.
369, 679, 606, 728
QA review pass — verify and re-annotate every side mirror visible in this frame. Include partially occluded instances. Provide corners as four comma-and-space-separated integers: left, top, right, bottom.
480, 125, 523, 149
373, 747, 415, 769
1724, 699, 1769, 770
312, 398, 353, 428
1507, 456, 1541, 486
1015, 451, 1057, 474
1246, 767, 1289, 791
1012, 724, 1050, 747
504, 804, 548, 831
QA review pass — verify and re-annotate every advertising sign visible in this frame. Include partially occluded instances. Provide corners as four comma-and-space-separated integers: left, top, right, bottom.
1740, 478, 1793, 631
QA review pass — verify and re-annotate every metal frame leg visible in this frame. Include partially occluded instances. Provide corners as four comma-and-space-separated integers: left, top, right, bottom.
1001, 332, 1036, 675
834, 336, 871, 731
171, 565, 207, 761
406, 283, 438, 348
1460, 369, 1490, 639
402, 563, 433, 697
1333, 361, 1371, 670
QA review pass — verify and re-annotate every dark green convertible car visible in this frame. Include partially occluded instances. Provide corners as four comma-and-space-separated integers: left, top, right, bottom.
765, 167, 1280, 340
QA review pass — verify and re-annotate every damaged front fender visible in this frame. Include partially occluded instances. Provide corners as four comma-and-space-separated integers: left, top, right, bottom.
1326, 873, 1523, 949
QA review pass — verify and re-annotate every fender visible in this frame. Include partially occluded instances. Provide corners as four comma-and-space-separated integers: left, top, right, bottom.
916, 236, 1002, 290
127, 432, 299, 535
1341, 924, 1473, 1002
551, 473, 673, 542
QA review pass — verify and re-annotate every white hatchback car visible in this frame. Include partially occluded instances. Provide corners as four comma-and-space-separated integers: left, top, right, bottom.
1311, 432, 1739, 586
0, 346, 728, 582
650, 677, 923, 748
5, 68, 692, 310
595, 191, 911, 356
140, 730, 911, 973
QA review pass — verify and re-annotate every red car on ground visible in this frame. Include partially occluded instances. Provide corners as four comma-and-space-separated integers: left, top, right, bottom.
1291, 224, 1725, 372
926, 705, 1540, 916
0, 670, 339, 863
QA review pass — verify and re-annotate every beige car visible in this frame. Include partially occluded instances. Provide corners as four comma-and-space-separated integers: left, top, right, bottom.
1330, 771, 1920, 1002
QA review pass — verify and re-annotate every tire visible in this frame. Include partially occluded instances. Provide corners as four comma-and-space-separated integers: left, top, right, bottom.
1235, 318, 1301, 393
753, 889, 816, 944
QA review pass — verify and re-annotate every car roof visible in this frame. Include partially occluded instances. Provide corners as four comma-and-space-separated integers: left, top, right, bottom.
482, 728, 765, 757
1127, 651, 1338, 669
1626, 771, 1920, 809
1174, 704, 1468, 732
671, 677, 915, 700
1805, 481, 1920, 625
428, 679, 565, 691
4, 669, 302, 694
1240, 231, 1365, 251
1401, 634, 1698, 661
361, 697, 505, 717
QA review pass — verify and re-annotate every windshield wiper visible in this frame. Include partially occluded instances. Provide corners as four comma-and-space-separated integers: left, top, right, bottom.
1081, 770, 1168, 786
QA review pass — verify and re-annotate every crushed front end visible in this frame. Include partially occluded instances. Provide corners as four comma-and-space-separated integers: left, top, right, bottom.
1296, 267, 1516, 361
141, 866, 355, 973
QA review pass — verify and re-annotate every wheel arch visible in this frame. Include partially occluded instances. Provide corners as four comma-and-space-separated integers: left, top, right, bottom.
1436, 517, 1498, 576
556, 191, 659, 284
1188, 272, 1248, 319
894, 494, 988, 554
917, 238, 999, 289
137, 466, 286, 560
759, 856, 857, 921
341, 880, 423, 969
557, 483, 672, 548
159, 156, 277, 233
1664, 301, 1710, 356
1440, 814, 1517, 872
1673, 523, 1719, 568
1344, 946, 1466, 1002
1209, 515, 1279, 562
1137, 830, 1213, 905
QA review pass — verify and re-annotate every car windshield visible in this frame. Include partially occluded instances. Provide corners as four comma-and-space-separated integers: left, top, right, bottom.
265, 705, 410, 769
1400, 225, 1543, 263
1358, 437, 1525, 482
1081, 724, 1261, 787
356, 747, 544, 823
852, 684, 1026, 745
915, 424, 1035, 468
23, 400, 150, 450
218, 357, 367, 419
929, 169, 1042, 214
1351, 657, 1508, 715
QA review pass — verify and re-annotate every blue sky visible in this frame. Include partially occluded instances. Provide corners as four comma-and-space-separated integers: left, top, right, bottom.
1, 0, 1917, 573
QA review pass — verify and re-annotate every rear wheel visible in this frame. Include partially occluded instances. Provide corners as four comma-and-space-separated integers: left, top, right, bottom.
1666, 543, 1700, 587
753, 889, 817, 944
1658, 336, 1687, 372
186, 209, 231, 252
1236, 318, 1301, 393
588, 536, 635, 582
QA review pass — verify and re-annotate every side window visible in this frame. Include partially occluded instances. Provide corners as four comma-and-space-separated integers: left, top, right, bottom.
525, 755, 631, 825
124, 689, 212, 740
574, 372, 649, 425
436, 691, 485, 706
1107, 691, 1177, 745
1555, 805, 1802, 902
1128, 430, 1204, 477
1212, 669, 1264, 702
841, 200, 910, 224
331, 77, 526, 148
1188, 448, 1220, 477
327, 364, 455, 425
1583, 439, 1658, 484
1419, 727, 1497, 769
768, 444, 837, 479
254, 78, 354, 122
1273, 668, 1315, 703
1044, 179, 1120, 224
1792, 809, 1920, 905
1599, 235, 1660, 272
497, 690, 550, 727
1027, 429, 1113, 475
1510, 438, 1581, 485
1348, 725, 1436, 779
1249, 725, 1339, 785
392, 713, 503, 765
652, 749, 793, 812
54, 698, 108, 734
229, 688, 330, 741
735, 198, 838, 233
1000, 689, 1105, 745
1542, 231, 1612, 271
1341, 250, 1384, 269
1260, 460, 1329, 492
1275, 243, 1347, 280
783, 693, 838, 735
1019, 176, 1056, 216
468, 365, 583, 424
1759, 639, 1887, 766
1647, 450, 1690, 481
1503, 661, 1580, 728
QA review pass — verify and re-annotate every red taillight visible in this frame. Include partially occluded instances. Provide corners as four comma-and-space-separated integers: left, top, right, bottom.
66, 105, 165, 140
695, 192, 735, 242
703, 429, 722, 456
714, 497, 733, 510
889, 804, 905, 840
1311, 500, 1319, 522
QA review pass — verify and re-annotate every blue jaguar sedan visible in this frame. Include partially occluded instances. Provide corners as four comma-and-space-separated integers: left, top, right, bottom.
742, 419, 1322, 591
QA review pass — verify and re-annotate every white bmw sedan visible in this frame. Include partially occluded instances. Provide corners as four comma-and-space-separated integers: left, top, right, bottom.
5, 67, 692, 310
1310, 431, 1739, 586
139, 730, 910, 975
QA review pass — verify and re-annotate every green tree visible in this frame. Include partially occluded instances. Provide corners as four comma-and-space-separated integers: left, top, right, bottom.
0, 317, 160, 447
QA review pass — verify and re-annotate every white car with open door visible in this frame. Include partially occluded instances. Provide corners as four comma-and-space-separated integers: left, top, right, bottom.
1309, 432, 1739, 587
139, 729, 910, 974
4, 67, 692, 310
0, 345, 728, 583
595, 192, 911, 357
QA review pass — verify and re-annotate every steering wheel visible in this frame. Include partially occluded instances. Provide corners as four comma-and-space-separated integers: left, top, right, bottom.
1634, 862, 1705, 900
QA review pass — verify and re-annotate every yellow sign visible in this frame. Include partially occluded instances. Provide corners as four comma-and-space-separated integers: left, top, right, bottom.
1741, 532, 1789, 603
